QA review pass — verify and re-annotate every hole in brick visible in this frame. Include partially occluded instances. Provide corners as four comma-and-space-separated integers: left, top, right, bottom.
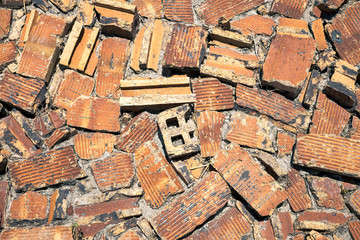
171, 135, 185, 147
166, 117, 179, 129
189, 131, 194, 138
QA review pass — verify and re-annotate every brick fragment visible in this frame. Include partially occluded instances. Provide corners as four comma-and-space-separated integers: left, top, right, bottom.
67, 96, 121, 132
271, 0, 309, 19
316, 0, 345, 12
110, 218, 137, 236
231, 15, 276, 36
0, 9, 11, 39
311, 19, 328, 50
132, 0, 162, 18
307, 231, 331, 240
0, 42, 16, 70
115, 112, 157, 153
0, 181, 8, 228
32, 0, 52, 11
158, 104, 200, 158
134, 141, 184, 208
49, 0, 77, 12
213, 144, 287, 216
163, 0, 194, 23
11, 110, 42, 146
34, 109, 66, 136
74, 132, 116, 160
251, 150, 288, 178
9, 191, 48, 221
80, 222, 114, 238
1, 0, 31, 6
350, 116, 360, 141
78, 0, 95, 26
295, 210, 351, 231
271, 212, 294, 240
294, 134, 360, 178
316, 50, 336, 71
137, 219, 157, 240
348, 188, 360, 215
91, 152, 135, 192
254, 220, 275, 240
349, 221, 360, 240
172, 154, 206, 185
130, 25, 146, 72
210, 27, 252, 48
277, 18, 310, 37
277, 131, 295, 158
0, 226, 73, 239
302, 70, 322, 108
44, 128, 71, 149
287, 168, 312, 212
208, 45, 259, 68
151, 172, 231, 239
8, 146, 85, 191
118, 229, 145, 240
188, 207, 252, 239
236, 84, 311, 133
48, 189, 70, 224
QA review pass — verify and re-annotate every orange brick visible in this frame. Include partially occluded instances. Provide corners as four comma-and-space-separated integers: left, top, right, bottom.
350, 116, 360, 141
308, 176, 343, 210
302, 70, 322, 107
0, 9, 12, 39
213, 144, 287, 216
277, 131, 295, 157
130, 25, 146, 72
274, 212, 294, 239
163, 0, 194, 23
96, 37, 129, 98
91, 152, 135, 192
277, 17, 310, 37
270, 0, 309, 19
44, 128, 71, 149
0, 181, 8, 228
48, 189, 70, 224
192, 78, 234, 111
294, 134, 360, 178
0, 226, 73, 239
34, 109, 66, 136
134, 141, 184, 208
311, 19, 328, 50
295, 210, 351, 231
307, 231, 331, 240
316, 0, 345, 12
79, 222, 113, 239
348, 188, 360, 215
0, 42, 16, 69
67, 96, 121, 132
231, 15, 276, 36
118, 229, 145, 240
78, 0, 95, 25
109, 218, 137, 236
208, 45, 259, 63
18, 10, 40, 48
151, 172, 231, 239
74, 132, 116, 160
115, 112, 157, 153
287, 168, 312, 212
349, 221, 360, 240
132, 0, 162, 18
8, 146, 85, 191
254, 220, 275, 240
9, 191, 48, 221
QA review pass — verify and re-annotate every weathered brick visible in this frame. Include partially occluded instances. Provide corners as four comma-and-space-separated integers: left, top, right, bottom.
236, 84, 311, 133
307, 231, 331, 240
118, 229, 145, 240
294, 134, 360, 178
9, 191, 48, 221
34, 109, 66, 136
11, 110, 41, 147
348, 188, 360, 216
295, 210, 351, 231
0, 226, 73, 239
163, 0, 194, 23
254, 220, 275, 240
213, 144, 287, 216
130, 24, 146, 72
18, 10, 40, 47
0, 181, 8, 228
302, 70, 322, 108
316, 0, 344, 12
110, 218, 137, 236
78, 0, 95, 26
151, 172, 231, 239
49, 0, 77, 12
271, 212, 294, 240
74, 132, 116, 160
316, 50, 336, 71
172, 154, 206, 185
210, 27, 253, 48
91, 152, 135, 192
192, 78, 234, 111
0, 42, 16, 70
251, 150, 288, 178
277, 18, 310, 37
287, 168, 312, 212
80, 222, 114, 239
48, 189, 70, 224
44, 128, 71, 149
350, 116, 360, 141
0, 9, 12, 39
277, 131, 295, 158
208, 45, 259, 68
271, 0, 310, 19
132, 0, 162, 18
311, 19, 328, 51
137, 219, 157, 240
134, 141, 183, 208
147, 19, 169, 71
8, 146, 85, 191
349, 221, 360, 240
231, 15, 276, 36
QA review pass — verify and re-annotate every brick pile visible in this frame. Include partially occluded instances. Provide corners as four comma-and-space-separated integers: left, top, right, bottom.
0, 0, 360, 239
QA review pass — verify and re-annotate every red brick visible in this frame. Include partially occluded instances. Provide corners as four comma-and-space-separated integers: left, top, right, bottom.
287, 168, 312, 212
134, 141, 184, 208
307, 231, 331, 240
295, 210, 351, 231
251, 150, 288, 178
208, 45, 259, 63
294, 234, 306, 240
196, 111, 225, 157
34, 109, 66, 136
254, 220, 275, 240
231, 15, 276, 36
67, 96, 121, 132
74, 132, 116, 160
307, 176, 344, 210
9, 191, 48, 221
0, 9, 12, 39
115, 112, 157, 153
271, 212, 294, 239
8, 146, 85, 191
0, 42, 16, 70
151, 172, 231, 239
91, 152, 135, 192
262, 34, 316, 98
316, 0, 345, 12
44, 128, 71, 149
147, 19, 168, 71
311, 19, 328, 51
18, 10, 40, 48
349, 221, 360, 240
163, 0, 194, 23
192, 78, 234, 111
213, 144, 287, 216
79, 222, 113, 239
277, 18, 310, 36
277, 131, 295, 157
0, 226, 73, 239
132, 0, 162, 18
348, 188, 360, 215
271, 0, 310, 19
350, 116, 360, 141
78, 0, 95, 25
0, 181, 8, 228
294, 134, 360, 178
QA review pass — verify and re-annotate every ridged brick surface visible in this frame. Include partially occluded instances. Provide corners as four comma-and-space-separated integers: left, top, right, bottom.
270, 0, 309, 19
0, 42, 16, 68
9, 191, 48, 221
163, 0, 194, 23
287, 168, 312, 212
74, 132, 116, 160
0, 226, 73, 239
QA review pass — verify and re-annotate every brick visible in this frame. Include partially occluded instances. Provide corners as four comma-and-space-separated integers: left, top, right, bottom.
208, 45, 259, 67
236, 84, 311, 133
9, 191, 48, 221
262, 34, 316, 98
302, 70, 322, 108
118, 229, 145, 240
53, 70, 95, 111
270, 0, 309, 19
32, 0, 52, 11
196, 0, 264, 25
74, 132, 116, 160
48, 189, 70, 224
254, 220, 275, 240
277, 131, 295, 158
251, 150, 288, 178
188, 207, 252, 239
294, 134, 360, 178
17, 14, 68, 81
137, 219, 157, 240
210, 27, 253, 48
115, 112, 157, 153
277, 18, 310, 37
91, 152, 135, 192
0, 155, 6, 173
226, 113, 275, 153
78, 0, 95, 26
67, 96, 121, 132
49, 0, 77, 12
310, 92, 350, 135
311, 19, 328, 51
8, 146, 85, 191
349, 221, 360, 240
44, 128, 71, 149
294, 234, 306, 240
163, 0, 194, 23
96, 37, 129, 98
0, 226, 73, 239
0, 9, 12, 39
350, 116, 360, 141
326, 2, 360, 65
172, 154, 206, 185
0, 71, 45, 114
271, 212, 294, 240
307, 231, 331, 240
34, 109, 66, 137
231, 15, 276, 36
158, 104, 200, 158
11, 110, 42, 146
308, 176, 343, 210
316, 0, 345, 12
80, 222, 114, 238
286, 168, 312, 212
134, 141, 184, 208
192, 78, 234, 111
348, 188, 360, 215
316, 50, 336, 71
138, 19, 155, 68
110, 218, 137, 236
295, 210, 351, 231
151, 172, 231, 239
93, 0, 137, 13
0, 42, 16, 70
1, 0, 31, 6
0, 181, 8, 228
213, 144, 287, 216
130, 25, 146, 72
164, 24, 207, 69
196, 111, 225, 157
132, 0, 162, 18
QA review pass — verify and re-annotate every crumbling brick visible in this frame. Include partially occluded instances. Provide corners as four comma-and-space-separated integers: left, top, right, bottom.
302, 70, 322, 108
49, 0, 77, 12
348, 188, 360, 216
311, 19, 328, 51
271, 212, 294, 240
47, 189, 70, 224
287, 168, 312, 212
316, 0, 345, 12
44, 128, 71, 149
254, 220, 276, 240
0, 9, 12, 39
0, 42, 16, 70
0, 226, 73, 239
251, 150, 288, 178
163, 0, 194, 23
210, 27, 253, 48
270, 0, 310, 19
109, 218, 137, 236
130, 24, 146, 72
277, 131, 295, 158
316, 50, 336, 71
74, 132, 116, 160
295, 211, 351, 231
0, 181, 8, 228
172, 154, 206, 185
34, 109, 66, 136
78, 0, 95, 26
132, 0, 162, 18
349, 221, 360, 240
137, 219, 157, 240
231, 15, 276, 36
11, 110, 42, 146
307, 231, 331, 240
277, 18, 310, 37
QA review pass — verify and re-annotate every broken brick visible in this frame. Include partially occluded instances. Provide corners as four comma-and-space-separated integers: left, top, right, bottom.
147, 19, 168, 71
294, 134, 360, 178
251, 150, 288, 178
172, 154, 206, 185
231, 15, 276, 36
254, 220, 276, 240
277, 131, 295, 158
79, 222, 114, 239
302, 70, 322, 108
34, 109, 66, 136
78, 0, 95, 26
277, 18, 310, 37
295, 210, 351, 231
0, 42, 16, 70
115, 111, 157, 153
49, 0, 77, 12
316, 49, 336, 71
158, 104, 200, 158
307, 231, 331, 240
210, 27, 252, 48
213, 144, 287, 216
110, 218, 138, 236
130, 24, 146, 72
67, 96, 121, 132
192, 77, 234, 111
151, 172, 231, 239
47, 189, 70, 224
91, 152, 135, 192
163, 0, 194, 23
74, 132, 116, 160
0, 226, 73, 239
132, 0, 161, 18
287, 168, 312, 212
208, 45, 259, 68
271, 212, 294, 240
118, 229, 145, 240
311, 19, 328, 51
44, 128, 71, 149
196, 111, 225, 157
137, 219, 157, 240
0, 9, 12, 39
348, 188, 360, 216
351, 116, 360, 141
270, 0, 310, 19
8, 146, 85, 191
0, 181, 8, 228
349, 221, 360, 240
316, 0, 345, 12
11, 110, 42, 146
134, 141, 184, 208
